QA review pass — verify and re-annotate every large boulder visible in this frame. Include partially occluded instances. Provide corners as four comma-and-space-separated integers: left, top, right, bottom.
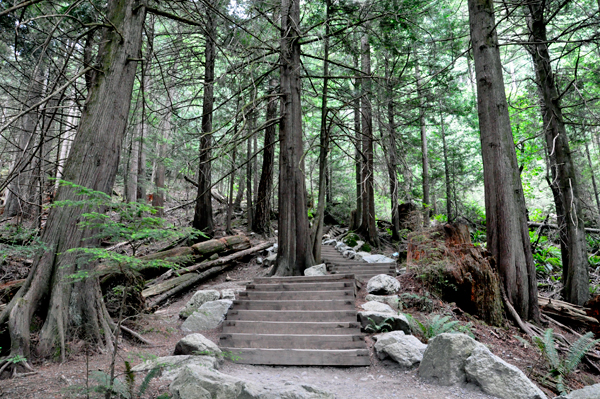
360, 301, 395, 314
362, 254, 396, 264
304, 264, 327, 276
419, 333, 483, 385
366, 274, 400, 295
181, 299, 232, 332
365, 294, 401, 310
180, 290, 221, 319
374, 331, 427, 368
465, 345, 547, 399
132, 355, 218, 381
554, 383, 600, 399
357, 311, 410, 334
174, 333, 221, 358
170, 365, 334, 399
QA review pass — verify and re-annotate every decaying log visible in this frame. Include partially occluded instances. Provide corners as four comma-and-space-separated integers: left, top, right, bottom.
407, 224, 503, 326
191, 235, 250, 257
155, 241, 272, 282
527, 222, 600, 234
142, 273, 197, 298
146, 264, 232, 310
538, 295, 599, 329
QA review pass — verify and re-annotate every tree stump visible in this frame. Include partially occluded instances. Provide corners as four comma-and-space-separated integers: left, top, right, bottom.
407, 224, 503, 326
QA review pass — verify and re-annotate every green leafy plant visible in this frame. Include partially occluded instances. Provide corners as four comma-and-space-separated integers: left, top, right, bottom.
365, 317, 394, 333
406, 314, 471, 341
533, 328, 600, 395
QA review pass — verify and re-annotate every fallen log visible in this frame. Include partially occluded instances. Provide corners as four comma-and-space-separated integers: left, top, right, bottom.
527, 222, 600, 234
142, 273, 197, 298
538, 295, 599, 329
155, 241, 272, 282
146, 264, 232, 310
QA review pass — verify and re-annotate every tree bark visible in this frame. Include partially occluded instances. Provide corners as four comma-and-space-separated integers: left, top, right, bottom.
468, 0, 539, 321
273, 0, 314, 275
415, 58, 430, 226
358, 33, 380, 247
440, 99, 452, 221
353, 56, 362, 231
311, 0, 331, 263
526, 1, 589, 305
385, 61, 400, 241
253, 79, 278, 234
192, 3, 215, 237
1, 0, 146, 362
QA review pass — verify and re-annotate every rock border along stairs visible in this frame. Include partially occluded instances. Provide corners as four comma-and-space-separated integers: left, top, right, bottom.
321, 246, 395, 282
219, 273, 370, 366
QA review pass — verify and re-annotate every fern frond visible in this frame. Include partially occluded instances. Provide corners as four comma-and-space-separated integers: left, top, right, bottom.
542, 329, 560, 369
564, 332, 600, 375
138, 366, 161, 396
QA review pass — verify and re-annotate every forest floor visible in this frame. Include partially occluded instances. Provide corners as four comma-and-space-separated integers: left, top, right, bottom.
2, 246, 599, 399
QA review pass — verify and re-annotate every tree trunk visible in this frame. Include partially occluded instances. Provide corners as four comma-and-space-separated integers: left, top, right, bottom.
1, 0, 146, 362
415, 59, 430, 226
385, 63, 400, 241
192, 4, 215, 238
152, 109, 171, 215
358, 33, 380, 247
246, 118, 254, 231
440, 99, 452, 221
311, 0, 331, 263
526, 1, 589, 305
353, 56, 362, 231
468, 0, 539, 321
584, 138, 600, 224
253, 79, 278, 234
273, 0, 314, 276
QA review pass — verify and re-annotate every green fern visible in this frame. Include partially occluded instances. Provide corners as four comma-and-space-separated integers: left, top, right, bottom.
406, 313, 470, 341
365, 317, 394, 333
533, 328, 600, 395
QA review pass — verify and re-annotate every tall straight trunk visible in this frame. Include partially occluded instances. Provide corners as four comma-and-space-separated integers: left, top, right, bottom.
468, 0, 539, 321
1, 0, 146, 361
192, 5, 215, 237
311, 0, 331, 263
253, 79, 278, 234
246, 125, 253, 230
527, 1, 589, 304
226, 139, 236, 234
440, 99, 452, 221
152, 113, 170, 215
415, 59, 430, 225
353, 59, 362, 230
585, 138, 600, 224
54, 101, 77, 193
359, 33, 380, 247
385, 64, 400, 241
274, 0, 314, 275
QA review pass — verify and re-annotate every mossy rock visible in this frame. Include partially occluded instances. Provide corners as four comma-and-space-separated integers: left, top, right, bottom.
344, 233, 359, 247
360, 243, 372, 252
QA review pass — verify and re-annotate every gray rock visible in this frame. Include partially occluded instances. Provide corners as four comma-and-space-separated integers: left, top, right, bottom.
362, 254, 396, 263
256, 257, 263, 264
174, 333, 221, 357
170, 365, 334, 399
366, 274, 401, 295
342, 250, 356, 258
334, 242, 345, 250
179, 290, 221, 319
556, 383, 600, 399
322, 239, 337, 246
374, 331, 427, 368
353, 240, 365, 251
419, 333, 483, 385
181, 299, 233, 332
465, 345, 547, 399
132, 355, 218, 381
357, 311, 410, 334
304, 264, 327, 276
361, 301, 395, 314
365, 294, 401, 310
221, 289, 239, 300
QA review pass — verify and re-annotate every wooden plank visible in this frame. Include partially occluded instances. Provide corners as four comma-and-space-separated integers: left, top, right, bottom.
232, 299, 355, 311
222, 320, 362, 334
240, 290, 355, 300
253, 274, 355, 284
219, 333, 365, 349
226, 310, 357, 322
219, 348, 370, 366
246, 282, 354, 291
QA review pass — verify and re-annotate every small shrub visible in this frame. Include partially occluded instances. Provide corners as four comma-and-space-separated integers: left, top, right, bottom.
405, 313, 471, 341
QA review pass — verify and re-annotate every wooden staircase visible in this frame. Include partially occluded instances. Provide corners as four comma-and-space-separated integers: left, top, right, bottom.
219, 274, 370, 366
321, 246, 396, 282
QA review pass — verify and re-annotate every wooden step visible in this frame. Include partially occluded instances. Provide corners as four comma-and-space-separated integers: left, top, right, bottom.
253, 274, 355, 284
246, 281, 354, 291
220, 333, 365, 349
240, 290, 354, 300
219, 348, 370, 366
227, 310, 357, 322
232, 299, 355, 310
223, 320, 362, 334
331, 266, 394, 272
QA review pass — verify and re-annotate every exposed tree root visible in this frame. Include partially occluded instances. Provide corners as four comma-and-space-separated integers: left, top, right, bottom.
0, 357, 35, 379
